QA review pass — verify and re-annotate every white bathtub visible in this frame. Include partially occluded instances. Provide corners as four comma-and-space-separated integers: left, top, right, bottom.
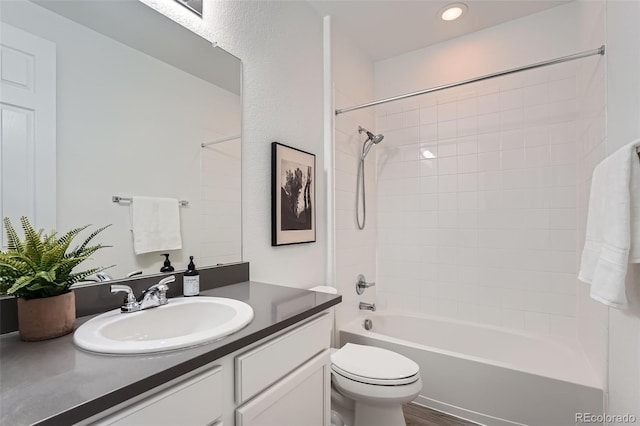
339, 312, 603, 426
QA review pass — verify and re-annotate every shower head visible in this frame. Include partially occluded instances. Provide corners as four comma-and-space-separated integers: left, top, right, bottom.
358, 126, 384, 158
358, 126, 384, 144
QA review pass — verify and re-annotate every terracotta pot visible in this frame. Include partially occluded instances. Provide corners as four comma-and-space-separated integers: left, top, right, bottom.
17, 291, 76, 341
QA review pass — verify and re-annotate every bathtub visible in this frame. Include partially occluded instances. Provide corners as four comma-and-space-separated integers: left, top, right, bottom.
339, 312, 603, 426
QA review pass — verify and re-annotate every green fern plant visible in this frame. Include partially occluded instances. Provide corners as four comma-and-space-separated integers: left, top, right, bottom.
0, 217, 112, 299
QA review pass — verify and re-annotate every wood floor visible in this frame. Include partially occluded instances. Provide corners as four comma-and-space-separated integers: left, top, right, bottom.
403, 403, 479, 426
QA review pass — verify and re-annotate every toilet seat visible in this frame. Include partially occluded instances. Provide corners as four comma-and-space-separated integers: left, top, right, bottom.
331, 343, 420, 386
331, 364, 419, 386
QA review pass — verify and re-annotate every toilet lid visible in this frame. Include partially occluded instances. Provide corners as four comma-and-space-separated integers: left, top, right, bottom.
331, 343, 419, 383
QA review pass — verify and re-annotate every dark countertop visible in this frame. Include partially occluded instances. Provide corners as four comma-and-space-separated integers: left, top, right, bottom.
0, 281, 341, 426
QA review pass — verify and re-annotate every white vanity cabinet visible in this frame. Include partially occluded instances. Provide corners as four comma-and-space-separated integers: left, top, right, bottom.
234, 313, 332, 426
88, 312, 332, 426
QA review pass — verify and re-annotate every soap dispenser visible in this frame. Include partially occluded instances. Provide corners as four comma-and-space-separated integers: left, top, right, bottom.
160, 253, 174, 273
183, 256, 200, 296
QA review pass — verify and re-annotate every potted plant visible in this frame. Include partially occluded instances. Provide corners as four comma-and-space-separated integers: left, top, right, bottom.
0, 217, 111, 341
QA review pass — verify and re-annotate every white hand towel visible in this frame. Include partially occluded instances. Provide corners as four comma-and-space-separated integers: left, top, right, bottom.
131, 196, 182, 255
578, 139, 640, 308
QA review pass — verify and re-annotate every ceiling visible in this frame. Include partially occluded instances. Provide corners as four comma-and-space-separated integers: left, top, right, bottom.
309, 0, 572, 61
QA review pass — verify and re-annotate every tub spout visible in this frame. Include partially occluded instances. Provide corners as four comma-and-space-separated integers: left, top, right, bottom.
359, 302, 376, 311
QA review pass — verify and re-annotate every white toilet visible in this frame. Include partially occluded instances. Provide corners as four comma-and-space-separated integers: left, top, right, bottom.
307, 286, 422, 426
330, 343, 422, 426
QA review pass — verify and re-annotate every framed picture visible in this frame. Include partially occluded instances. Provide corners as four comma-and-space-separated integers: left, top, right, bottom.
272, 142, 316, 246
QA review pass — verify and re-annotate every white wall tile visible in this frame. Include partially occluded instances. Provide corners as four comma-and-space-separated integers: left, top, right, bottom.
458, 173, 478, 192
524, 104, 549, 127
420, 106, 437, 125
438, 120, 457, 140
458, 155, 478, 173
438, 193, 458, 210
524, 83, 549, 107
386, 112, 403, 130
438, 101, 457, 122
500, 108, 523, 130
402, 110, 420, 128
500, 88, 523, 111
438, 174, 458, 193
457, 116, 478, 137
420, 176, 439, 194
478, 132, 501, 152
457, 136, 478, 155
438, 139, 458, 157
478, 93, 499, 114
376, 68, 580, 340
420, 123, 438, 142
478, 151, 501, 172
438, 157, 458, 175
549, 77, 576, 103
457, 97, 477, 118
478, 112, 500, 134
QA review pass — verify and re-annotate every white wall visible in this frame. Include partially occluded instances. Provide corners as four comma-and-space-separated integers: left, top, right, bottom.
331, 25, 376, 328
373, 3, 583, 339
576, 0, 608, 394
140, 0, 327, 288
605, 0, 640, 421
1, 0, 241, 278
576, 0, 640, 418
374, 3, 580, 100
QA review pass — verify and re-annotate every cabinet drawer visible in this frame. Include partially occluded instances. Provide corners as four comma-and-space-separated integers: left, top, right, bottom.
97, 366, 223, 426
235, 313, 331, 403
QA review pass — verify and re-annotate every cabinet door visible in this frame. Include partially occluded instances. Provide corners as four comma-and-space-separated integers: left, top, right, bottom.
236, 350, 330, 426
95, 366, 222, 426
235, 313, 331, 403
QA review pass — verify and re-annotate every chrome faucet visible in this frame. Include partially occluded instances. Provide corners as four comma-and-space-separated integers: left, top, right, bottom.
359, 302, 376, 311
111, 275, 175, 313
355, 274, 375, 295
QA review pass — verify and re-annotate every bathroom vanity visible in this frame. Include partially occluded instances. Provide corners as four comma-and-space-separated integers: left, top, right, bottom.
0, 281, 341, 426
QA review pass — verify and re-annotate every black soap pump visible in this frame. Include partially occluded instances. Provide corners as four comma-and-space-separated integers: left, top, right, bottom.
160, 253, 175, 273
183, 256, 200, 296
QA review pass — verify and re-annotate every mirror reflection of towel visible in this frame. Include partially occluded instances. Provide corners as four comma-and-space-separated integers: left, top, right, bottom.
131, 196, 182, 254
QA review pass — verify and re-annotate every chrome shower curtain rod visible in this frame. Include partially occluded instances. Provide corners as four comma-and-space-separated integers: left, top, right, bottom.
335, 45, 605, 116
201, 134, 241, 147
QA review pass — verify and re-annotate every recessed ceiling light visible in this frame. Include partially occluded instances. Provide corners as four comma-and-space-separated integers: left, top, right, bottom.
440, 3, 468, 21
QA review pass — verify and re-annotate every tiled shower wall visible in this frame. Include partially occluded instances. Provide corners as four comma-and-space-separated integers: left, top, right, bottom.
375, 67, 581, 338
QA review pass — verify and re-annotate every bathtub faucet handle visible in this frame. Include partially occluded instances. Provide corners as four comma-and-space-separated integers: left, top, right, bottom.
356, 274, 375, 295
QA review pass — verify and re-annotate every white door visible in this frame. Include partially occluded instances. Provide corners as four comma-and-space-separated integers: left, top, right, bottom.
0, 23, 56, 246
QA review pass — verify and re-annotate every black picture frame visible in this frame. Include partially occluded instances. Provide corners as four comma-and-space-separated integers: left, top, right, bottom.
271, 142, 316, 246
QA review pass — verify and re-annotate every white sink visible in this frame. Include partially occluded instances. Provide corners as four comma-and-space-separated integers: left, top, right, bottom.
74, 297, 254, 354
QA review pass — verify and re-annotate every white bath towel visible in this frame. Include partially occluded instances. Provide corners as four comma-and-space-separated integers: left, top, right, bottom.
578, 140, 640, 308
131, 196, 182, 255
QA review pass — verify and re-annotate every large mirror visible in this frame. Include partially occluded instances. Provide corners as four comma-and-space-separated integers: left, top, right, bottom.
0, 0, 242, 281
